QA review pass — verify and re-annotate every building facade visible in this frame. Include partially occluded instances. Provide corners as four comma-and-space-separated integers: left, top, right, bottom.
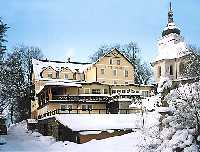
152, 2, 190, 84
31, 48, 154, 118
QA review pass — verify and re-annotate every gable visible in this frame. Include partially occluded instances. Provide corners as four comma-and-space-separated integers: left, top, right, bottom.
94, 48, 133, 67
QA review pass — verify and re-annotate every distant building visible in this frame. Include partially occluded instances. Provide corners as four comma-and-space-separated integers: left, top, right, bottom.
31, 48, 154, 118
152, 2, 190, 84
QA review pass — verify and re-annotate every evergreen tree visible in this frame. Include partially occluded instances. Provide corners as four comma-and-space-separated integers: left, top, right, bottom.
0, 18, 9, 112
0, 18, 9, 61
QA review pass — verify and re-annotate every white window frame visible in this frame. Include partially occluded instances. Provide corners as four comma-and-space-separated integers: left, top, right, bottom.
84, 88, 90, 94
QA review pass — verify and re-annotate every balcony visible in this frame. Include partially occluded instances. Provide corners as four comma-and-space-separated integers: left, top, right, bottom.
51, 94, 112, 102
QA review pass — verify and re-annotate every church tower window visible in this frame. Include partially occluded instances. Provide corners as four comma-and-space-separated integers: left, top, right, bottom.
170, 65, 173, 75
158, 66, 161, 77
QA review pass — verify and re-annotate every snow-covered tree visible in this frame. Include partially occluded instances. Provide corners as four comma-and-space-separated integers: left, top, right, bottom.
0, 18, 9, 112
182, 45, 200, 78
164, 82, 200, 142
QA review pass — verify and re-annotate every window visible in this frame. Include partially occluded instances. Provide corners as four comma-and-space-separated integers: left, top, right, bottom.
131, 89, 135, 93
84, 88, 90, 94
101, 69, 105, 75
109, 58, 113, 64
122, 90, 126, 93
179, 63, 184, 75
117, 60, 120, 65
117, 90, 121, 94
158, 66, 161, 77
170, 65, 173, 75
82, 105, 87, 111
68, 105, 73, 110
92, 89, 100, 94
88, 105, 92, 110
112, 90, 116, 94
113, 69, 117, 76
48, 73, 52, 79
104, 89, 108, 94
142, 91, 149, 97
61, 104, 68, 111
64, 74, 68, 79
56, 71, 59, 79
125, 70, 128, 77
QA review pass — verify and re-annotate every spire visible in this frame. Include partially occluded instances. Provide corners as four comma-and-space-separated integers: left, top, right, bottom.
168, 1, 173, 23
162, 1, 181, 37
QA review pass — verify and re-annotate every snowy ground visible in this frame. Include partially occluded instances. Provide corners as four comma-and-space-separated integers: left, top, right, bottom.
0, 112, 160, 152
0, 121, 153, 152
0, 111, 199, 152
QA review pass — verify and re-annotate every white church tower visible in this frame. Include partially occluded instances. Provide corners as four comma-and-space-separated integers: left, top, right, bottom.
152, 2, 189, 84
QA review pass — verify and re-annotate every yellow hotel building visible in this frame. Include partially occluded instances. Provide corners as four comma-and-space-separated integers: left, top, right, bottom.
31, 48, 154, 118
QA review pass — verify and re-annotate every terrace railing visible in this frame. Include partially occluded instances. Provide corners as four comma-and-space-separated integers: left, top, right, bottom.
51, 95, 111, 102
37, 108, 138, 119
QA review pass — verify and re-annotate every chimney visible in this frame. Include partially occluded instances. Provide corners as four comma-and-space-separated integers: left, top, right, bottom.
67, 58, 71, 63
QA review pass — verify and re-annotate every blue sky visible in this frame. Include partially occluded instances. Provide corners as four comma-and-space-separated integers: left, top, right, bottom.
1, 0, 200, 63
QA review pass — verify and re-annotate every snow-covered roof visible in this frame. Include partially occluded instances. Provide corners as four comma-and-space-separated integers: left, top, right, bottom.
53, 114, 141, 131
32, 59, 92, 79
112, 93, 141, 97
78, 94, 110, 97
37, 81, 82, 94
45, 82, 82, 87
154, 38, 190, 62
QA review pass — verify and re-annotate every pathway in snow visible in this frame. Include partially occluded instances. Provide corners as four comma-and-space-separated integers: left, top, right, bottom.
0, 122, 53, 152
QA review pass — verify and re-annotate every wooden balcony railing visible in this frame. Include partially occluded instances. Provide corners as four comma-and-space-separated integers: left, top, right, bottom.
51, 95, 111, 102
37, 108, 138, 119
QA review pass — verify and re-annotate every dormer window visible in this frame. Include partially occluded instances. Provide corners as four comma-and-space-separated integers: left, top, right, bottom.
64, 74, 68, 79
48, 73, 52, 79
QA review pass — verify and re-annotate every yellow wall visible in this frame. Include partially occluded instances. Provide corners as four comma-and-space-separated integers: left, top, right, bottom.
60, 67, 74, 79
85, 49, 135, 85
85, 65, 97, 82
79, 83, 110, 94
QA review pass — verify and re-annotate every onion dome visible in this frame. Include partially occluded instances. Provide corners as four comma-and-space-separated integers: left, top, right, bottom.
162, 2, 181, 37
